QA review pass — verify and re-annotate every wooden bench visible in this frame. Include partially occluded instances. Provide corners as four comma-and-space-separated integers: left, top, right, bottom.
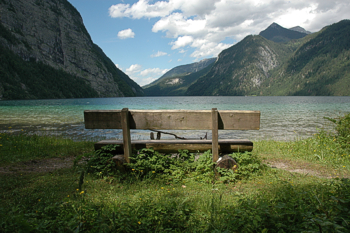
84, 108, 260, 163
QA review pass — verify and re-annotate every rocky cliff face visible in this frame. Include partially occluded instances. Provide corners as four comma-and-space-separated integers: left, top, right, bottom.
0, 0, 143, 99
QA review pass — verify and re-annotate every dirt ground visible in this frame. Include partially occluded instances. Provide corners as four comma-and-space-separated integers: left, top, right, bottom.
0, 157, 76, 174
1, 156, 349, 179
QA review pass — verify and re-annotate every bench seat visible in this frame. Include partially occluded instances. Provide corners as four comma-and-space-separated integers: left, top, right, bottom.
94, 139, 253, 153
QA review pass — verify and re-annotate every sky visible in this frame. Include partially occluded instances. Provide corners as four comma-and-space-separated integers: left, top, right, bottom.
67, 0, 350, 87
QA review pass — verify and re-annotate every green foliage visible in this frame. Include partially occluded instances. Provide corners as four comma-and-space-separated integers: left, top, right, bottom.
80, 145, 264, 185
325, 113, 350, 150
217, 152, 263, 183
84, 145, 120, 178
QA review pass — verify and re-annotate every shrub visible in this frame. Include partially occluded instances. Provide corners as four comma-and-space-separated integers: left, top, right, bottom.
325, 113, 350, 150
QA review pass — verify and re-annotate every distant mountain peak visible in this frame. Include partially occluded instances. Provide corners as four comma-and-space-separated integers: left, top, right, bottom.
289, 26, 312, 34
259, 23, 308, 43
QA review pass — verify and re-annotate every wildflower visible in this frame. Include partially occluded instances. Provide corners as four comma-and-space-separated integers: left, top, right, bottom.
132, 169, 135, 171
140, 170, 143, 172
182, 185, 186, 188
80, 191, 84, 194
138, 221, 141, 224
76, 189, 79, 191
152, 171, 155, 173
67, 195, 70, 198
38, 199, 41, 202
161, 187, 164, 189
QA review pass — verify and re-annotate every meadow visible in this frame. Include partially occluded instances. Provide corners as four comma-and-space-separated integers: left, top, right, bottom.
0, 113, 349, 232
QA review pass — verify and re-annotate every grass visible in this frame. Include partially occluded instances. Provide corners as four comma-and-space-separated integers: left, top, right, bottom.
0, 114, 350, 232
0, 131, 95, 165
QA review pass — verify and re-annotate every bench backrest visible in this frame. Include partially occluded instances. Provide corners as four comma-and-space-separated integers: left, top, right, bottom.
84, 108, 260, 163
84, 109, 260, 130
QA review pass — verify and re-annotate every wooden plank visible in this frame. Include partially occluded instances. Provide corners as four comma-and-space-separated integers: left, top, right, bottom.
84, 110, 122, 129
212, 108, 219, 162
219, 110, 260, 130
84, 110, 260, 130
94, 139, 253, 153
130, 110, 212, 130
121, 108, 131, 163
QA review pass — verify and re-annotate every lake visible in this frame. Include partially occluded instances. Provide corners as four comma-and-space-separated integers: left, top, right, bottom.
1, 96, 350, 141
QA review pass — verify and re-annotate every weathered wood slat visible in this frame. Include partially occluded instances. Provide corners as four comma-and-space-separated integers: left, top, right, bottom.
121, 108, 131, 163
84, 110, 260, 130
94, 139, 253, 153
212, 108, 219, 162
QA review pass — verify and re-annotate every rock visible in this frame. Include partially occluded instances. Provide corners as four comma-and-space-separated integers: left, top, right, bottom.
216, 155, 238, 170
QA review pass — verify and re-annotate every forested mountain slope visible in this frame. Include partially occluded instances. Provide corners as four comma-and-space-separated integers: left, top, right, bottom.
186, 20, 350, 96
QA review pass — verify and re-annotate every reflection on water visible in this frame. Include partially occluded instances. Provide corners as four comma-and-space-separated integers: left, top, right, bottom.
1, 96, 350, 141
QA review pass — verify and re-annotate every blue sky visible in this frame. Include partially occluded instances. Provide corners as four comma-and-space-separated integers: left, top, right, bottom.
67, 0, 350, 87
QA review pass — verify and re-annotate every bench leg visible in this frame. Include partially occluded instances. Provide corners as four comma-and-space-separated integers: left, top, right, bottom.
212, 108, 219, 162
121, 108, 131, 163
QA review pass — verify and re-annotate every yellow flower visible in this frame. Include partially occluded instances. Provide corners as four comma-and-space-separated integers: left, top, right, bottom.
138, 221, 141, 224
152, 171, 155, 173
38, 199, 41, 202
80, 191, 84, 194
161, 187, 164, 189
140, 170, 143, 172
67, 195, 70, 198
132, 169, 135, 171
76, 189, 79, 191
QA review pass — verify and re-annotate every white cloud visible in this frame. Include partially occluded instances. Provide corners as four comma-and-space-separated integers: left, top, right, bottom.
121, 64, 169, 86
110, 0, 350, 58
171, 35, 194, 49
140, 68, 168, 76
150, 51, 168, 57
118, 28, 135, 39
109, 0, 173, 19
125, 64, 142, 74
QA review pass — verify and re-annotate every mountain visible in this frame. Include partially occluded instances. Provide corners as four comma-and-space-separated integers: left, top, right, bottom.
186, 20, 350, 96
143, 58, 216, 96
260, 20, 350, 96
185, 35, 293, 96
259, 22, 308, 43
0, 0, 143, 100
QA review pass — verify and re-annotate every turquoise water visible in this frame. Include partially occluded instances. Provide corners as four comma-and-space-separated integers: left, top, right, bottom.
1, 96, 350, 141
